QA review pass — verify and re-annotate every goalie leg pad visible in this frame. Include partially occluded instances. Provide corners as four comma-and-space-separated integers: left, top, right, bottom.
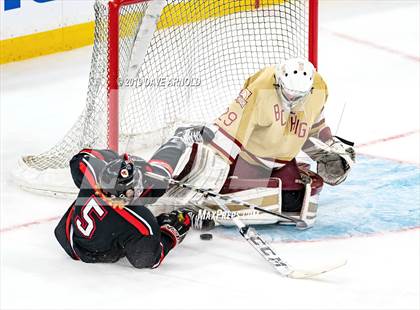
210, 160, 323, 226
202, 184, 283, 226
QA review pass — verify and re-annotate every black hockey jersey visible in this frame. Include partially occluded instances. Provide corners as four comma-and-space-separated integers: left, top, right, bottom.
54, 138, 186, 268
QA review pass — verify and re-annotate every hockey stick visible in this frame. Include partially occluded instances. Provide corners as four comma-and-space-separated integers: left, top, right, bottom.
211, 196, 291, 276
144, 171, 309, 229
210, 196, 346, 279
145, 173, 346, 278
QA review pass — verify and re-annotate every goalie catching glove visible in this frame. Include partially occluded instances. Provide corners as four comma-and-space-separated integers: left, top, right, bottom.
305, 136, 356, 186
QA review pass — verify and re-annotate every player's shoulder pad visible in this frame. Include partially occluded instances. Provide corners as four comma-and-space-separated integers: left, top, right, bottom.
246, 66, 277, 91
312, 72, 327, 92
232, 67, 276, 112
311, 72, 328, 103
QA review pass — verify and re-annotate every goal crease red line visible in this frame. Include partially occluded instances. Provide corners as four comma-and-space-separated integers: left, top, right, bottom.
0, 216, 61, 234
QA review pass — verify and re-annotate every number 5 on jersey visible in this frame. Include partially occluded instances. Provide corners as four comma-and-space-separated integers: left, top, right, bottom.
75, 197, 108, 238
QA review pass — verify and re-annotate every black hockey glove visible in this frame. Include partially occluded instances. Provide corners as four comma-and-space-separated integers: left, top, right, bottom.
183, 208, 215, 231
157, 209, 193, 248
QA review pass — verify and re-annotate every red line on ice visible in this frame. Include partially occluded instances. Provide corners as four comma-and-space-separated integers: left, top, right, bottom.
356, 129, 419, 148
355, 129, 420, 166
0, 216, 60, 233
357, 151, 419, 166
328, 30, 420, 62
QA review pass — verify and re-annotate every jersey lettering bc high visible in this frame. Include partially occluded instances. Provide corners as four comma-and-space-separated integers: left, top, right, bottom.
211, 66, 328, 169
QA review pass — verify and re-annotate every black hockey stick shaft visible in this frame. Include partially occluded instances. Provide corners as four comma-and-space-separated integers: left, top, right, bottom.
145, 171, 308, 228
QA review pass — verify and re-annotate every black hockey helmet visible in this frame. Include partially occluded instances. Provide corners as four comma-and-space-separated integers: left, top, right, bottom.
98, 155, 143, 199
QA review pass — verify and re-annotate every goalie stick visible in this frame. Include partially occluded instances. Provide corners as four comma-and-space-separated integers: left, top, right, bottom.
145, 172, 309, 229
145, 172, 347, 278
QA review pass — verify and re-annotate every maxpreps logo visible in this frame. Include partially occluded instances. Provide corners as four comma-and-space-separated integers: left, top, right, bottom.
4, 0, 55, 11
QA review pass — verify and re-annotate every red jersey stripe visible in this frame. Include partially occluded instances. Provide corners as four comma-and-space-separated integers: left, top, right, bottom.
215, 125, 243, 148
65, 205, 80, 260
210, 141, 236, 163
112, 207, 151, 236
152, 243, 166, 268
80, 149, 105, 160
65, 207, 74, 242
79, 162, 97, 189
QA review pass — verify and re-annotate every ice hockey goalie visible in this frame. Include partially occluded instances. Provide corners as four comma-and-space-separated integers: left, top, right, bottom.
165, 58, 356, 227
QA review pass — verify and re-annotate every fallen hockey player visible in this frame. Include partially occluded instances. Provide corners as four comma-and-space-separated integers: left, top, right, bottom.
54, 139, 213, 269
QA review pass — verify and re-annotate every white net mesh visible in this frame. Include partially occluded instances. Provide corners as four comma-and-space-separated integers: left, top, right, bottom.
17, 0, 313, 194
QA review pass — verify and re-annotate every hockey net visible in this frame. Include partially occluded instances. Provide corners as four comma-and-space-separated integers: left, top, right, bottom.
15, 0, 318, 196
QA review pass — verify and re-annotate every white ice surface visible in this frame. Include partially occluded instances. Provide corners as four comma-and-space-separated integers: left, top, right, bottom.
1, 1, 419, 309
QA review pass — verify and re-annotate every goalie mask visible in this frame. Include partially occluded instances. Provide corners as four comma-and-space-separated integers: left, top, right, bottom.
275, 58, 315, 109
98, 155, 144, 201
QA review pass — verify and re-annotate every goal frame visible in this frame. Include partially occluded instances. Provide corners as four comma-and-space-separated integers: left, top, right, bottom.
107, 0, 319, 153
